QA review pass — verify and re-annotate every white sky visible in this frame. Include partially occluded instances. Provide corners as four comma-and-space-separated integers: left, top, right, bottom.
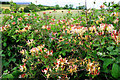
2, 0, 120, 9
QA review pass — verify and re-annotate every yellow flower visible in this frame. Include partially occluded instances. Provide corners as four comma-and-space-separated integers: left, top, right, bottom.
98, 67, 100, 70
96, 20, 99, 24
46, 74, 50, 78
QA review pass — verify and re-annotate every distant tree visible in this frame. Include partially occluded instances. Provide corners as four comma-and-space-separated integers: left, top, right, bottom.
24, 3, 39, 12
63, 4, 68, 9
0, 1, 10, 4
78, 5, 85, 10
10, 1, 20, 12
38, 4, 44, 7
69, 4, 73, 9
55, 4, 60, 9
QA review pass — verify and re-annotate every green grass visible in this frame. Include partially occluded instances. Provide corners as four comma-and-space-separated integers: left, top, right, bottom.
36, 10, 82, 19
0, 4, 10, 7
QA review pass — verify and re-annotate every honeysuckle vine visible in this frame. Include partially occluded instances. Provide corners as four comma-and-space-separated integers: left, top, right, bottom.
1, 2, 120, 80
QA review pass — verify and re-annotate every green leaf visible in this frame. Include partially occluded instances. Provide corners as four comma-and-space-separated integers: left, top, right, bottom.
4, 70, 8, 73
3, 74, 14, 78
12, 58, 16, 62
1, 54, 5, 57
8, 52, 11, 56
111, 63, 120, 79
110, 51, 118, 55
3, 42, 7, 47
12, 71, 20, 77
62, 53, 66, 56
103, 58, 113, 69
12, 35, 16, 40
12, 67, 18, 71
116, 56, 120, 63
107, 46, 114, 51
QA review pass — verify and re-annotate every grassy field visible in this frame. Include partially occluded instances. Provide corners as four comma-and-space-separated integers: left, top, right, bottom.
36, 10, 82, 19
0, 4, 27, 10
0, 9, 82, 27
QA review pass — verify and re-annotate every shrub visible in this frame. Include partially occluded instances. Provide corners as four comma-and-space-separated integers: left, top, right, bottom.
24, 3, 39, 12
2, 9, 11, 14
1, 2, 120, 80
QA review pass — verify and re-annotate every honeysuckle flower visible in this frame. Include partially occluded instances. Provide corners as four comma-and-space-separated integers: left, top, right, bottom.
46, 74, 50, 78
34, 16, 37, 19
22, 58, 27, 63
42, 68, 48, 74
46, 50, 53, 56
89, 25, 97, 33
106, 24, 114, 33
0, 27, 2, 32
100, 5, 104, 8
27, 39, 34, 46
12, 22, 16, 25
19, 73, 26, 78
20, 49, 26, 55
96, 20, 99, 24
44, 48, 48, 52
113, 18, 119, 23
19, 63, 27, 72
18, 17, 22, 21
28, 13, 30, 16
37, 46, 43, 52
68, 11, 70, 13
110, 12, 118, 16
99, 23, 106, 31
21, 28, 27, 32
111, 32, 120, 44
86, 60, 100, 75
42, 25, 49, 29
10, 16, 14, 19
43, 12, 46, 14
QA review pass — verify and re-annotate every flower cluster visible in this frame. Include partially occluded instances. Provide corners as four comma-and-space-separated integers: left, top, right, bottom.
0, 24, 10, 32
26, 39, 35, 46
15, 25, 31, 33
30, 45, 44, 56
80, 58, 100, 75
19, 63, 27, 72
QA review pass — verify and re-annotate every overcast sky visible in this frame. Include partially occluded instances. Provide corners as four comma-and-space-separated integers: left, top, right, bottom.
1, 0, 120, 9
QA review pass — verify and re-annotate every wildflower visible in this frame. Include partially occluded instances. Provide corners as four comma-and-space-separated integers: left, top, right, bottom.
19, 63, 27, 72
18, 17, 22, 21
96, 20, 99, 24
53, 9, 56, 11
46, 50, 53, 56
46, 74, 50, 78
28, 13, 30, 16
106, 24, 114, 33
68, 11, 70, 13
113, 18, 119, 23
22, 58, 27, 63
10, 16, 14, 19
42, 68, 48, 74
34, 16, 37, 19
86, 60, 100, 75
19, 73, 26, 78
100, 5, 104, 8
43, 12, 46, 14
27, 39, 34, 46
20, 49, 26, 55
12, 22, 16, 25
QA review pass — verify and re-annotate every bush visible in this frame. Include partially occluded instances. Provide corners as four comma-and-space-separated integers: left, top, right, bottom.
24, 3, 39, 12
1, 2, 120, 80
2, 9, 11, 14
